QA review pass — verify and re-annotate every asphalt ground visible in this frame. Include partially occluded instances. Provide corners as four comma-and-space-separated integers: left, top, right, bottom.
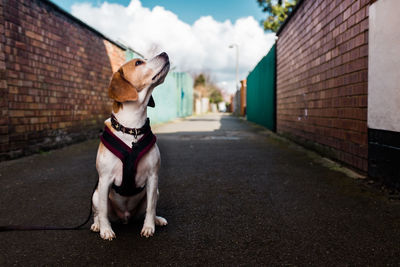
0, 113, 399, 266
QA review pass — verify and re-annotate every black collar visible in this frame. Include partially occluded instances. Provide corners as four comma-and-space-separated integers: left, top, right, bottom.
111, 114, 151, 138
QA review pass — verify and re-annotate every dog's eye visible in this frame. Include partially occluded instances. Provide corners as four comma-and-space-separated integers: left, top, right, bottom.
135, 60, 144, 66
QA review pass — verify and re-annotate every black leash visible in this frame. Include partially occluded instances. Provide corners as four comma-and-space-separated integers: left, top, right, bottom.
0, 180, 98, 232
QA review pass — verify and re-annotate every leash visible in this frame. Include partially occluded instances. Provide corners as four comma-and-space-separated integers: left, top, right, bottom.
0, 180, 98, 232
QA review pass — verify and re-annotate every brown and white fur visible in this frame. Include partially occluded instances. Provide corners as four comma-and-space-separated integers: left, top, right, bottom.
91, 52, 170, 241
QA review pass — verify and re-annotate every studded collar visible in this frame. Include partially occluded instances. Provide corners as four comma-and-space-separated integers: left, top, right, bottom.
110, 114, 151, 139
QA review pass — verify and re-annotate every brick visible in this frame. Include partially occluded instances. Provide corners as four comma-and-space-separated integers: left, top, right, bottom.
343, 7, 351, 21
0, 126, 8, 135
355, 7, 366, 23
351, 0, 360, 15
0, 135, 9, 144
354, 33, 365, 47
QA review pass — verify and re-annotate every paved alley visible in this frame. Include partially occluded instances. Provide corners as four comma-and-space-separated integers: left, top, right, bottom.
0, 114, 399, 266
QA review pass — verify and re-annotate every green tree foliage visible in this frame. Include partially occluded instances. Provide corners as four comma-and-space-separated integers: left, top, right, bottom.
194, 73, 224, 104
209, 87, 223, 104
194, 74, 206, 87
257, 0, 297, 32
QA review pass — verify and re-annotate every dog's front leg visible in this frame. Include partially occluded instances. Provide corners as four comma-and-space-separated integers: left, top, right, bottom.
141, 174, 158, 238
96, 178, 116, 240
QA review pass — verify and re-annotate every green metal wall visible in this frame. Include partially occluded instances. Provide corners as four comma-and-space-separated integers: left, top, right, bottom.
174, 72, 194, 118
246, 44, 276, 131
147, 72, 193, 125
125, 49, 143, 60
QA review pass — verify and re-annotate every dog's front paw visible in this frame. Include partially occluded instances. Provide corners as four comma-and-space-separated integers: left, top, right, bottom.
100, 228, 116, 241
140, 225, 155, 238
90, 222, 100, 232
155, 216, 168, 226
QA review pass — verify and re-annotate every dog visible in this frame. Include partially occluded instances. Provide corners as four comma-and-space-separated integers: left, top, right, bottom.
91, 52, 170, 240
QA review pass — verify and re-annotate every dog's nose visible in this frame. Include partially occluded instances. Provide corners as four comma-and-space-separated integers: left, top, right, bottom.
159, 52, 168, 60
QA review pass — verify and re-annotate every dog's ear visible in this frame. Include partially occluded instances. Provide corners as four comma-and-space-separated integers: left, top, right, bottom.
147, 95, 155, 108
108, 68, 138, 102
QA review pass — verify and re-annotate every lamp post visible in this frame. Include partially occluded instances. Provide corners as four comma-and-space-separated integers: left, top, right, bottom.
229, 43, 239, 91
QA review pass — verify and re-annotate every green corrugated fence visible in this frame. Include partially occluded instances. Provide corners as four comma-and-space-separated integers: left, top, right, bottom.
246, 44, 276, 131
174, 72, 194, 118
148, 72, 193, 125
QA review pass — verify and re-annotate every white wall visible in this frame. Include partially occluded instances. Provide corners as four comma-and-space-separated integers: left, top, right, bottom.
368, 0, 400, 132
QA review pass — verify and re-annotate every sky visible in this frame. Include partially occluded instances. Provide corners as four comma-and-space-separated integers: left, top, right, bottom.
50, 0, 276, 94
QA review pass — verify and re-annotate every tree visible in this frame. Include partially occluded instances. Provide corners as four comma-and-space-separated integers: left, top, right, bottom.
257, 0, 297, 32
209, 87, 223, 104
194, 74, 206, 87
193, 73, 224, 104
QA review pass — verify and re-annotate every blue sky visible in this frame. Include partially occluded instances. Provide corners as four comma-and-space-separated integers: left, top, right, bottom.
51, 0, 266, 25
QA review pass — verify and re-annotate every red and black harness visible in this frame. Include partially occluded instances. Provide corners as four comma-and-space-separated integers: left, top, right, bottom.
100, 115, 156, 196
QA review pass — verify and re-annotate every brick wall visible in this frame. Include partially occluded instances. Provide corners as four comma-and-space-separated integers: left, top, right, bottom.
276, 0, 370, 172
0, 0, 7, 156
0, 0, 127, 159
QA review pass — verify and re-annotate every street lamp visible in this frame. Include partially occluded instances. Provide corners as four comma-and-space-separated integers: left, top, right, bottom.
229, 43, 239, 91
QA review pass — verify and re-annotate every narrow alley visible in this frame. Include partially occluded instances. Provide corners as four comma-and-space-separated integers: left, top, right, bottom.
0, 114, 399, 265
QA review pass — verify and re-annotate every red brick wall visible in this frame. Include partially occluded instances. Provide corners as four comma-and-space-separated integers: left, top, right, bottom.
0, 0, 127, 159
0, 0, 9, 156
276, 0, 370, 172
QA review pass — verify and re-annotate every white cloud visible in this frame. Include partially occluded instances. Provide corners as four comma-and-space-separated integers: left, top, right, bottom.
71, 0, 275, 94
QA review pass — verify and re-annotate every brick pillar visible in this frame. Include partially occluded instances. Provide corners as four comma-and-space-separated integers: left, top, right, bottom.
0, 0, 9, 159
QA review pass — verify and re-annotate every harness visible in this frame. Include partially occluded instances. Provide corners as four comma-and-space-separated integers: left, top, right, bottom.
100, 115, 156, 196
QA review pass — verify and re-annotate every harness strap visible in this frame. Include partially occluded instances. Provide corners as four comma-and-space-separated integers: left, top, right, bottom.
100, 125, 157, 197
100, 126, 130, 161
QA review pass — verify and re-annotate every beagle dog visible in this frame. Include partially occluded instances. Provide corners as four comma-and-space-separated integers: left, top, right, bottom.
91, 52, 170, 240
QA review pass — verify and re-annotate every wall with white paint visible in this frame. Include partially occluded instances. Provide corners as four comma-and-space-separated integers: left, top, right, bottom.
368, 0, 400, 132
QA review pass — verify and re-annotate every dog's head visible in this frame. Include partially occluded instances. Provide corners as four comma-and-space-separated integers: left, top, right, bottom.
108, 52, 170, 107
